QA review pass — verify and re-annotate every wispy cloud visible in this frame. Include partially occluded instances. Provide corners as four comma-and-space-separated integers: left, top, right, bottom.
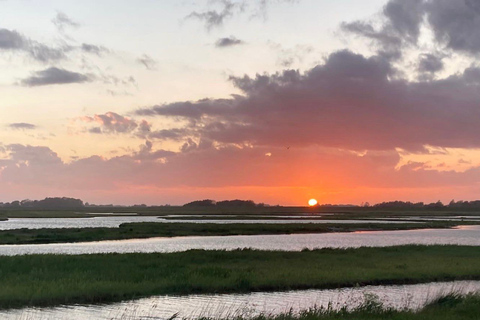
186, 0, 242, 31
0, 28, 67, 63
136, 54, 157, 70
52, 12, 81, 32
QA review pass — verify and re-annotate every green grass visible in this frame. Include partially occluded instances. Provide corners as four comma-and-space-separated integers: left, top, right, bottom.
214, 293, 480, 320
0, 221, 457, 244
1, 246, 480, 309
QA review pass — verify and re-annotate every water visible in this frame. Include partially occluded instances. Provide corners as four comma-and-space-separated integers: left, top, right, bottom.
0, 225, 479, 256
0, 216, 162, 230
0, 217, 420, 230
381, 216, 480, 222
157, 218, 418, 224
163, 214, 334, 218
2, 280, 479, 320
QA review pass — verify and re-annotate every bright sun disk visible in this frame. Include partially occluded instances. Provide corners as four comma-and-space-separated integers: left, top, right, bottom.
308, 199, 318, 206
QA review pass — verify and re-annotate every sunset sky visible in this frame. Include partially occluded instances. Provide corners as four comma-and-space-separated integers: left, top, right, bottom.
2, 0, 480, 205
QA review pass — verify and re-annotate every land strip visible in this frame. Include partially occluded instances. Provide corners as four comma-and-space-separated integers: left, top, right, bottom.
0, 221, 458, 245
1, 246, 480, 309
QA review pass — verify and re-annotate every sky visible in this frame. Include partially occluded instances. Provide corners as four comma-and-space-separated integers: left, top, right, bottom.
1, 0, 480, 206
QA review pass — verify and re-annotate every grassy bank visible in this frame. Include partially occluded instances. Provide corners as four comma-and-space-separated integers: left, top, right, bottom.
212, 294, 480, 320
2, 206, 480, 218
0, 221, 456, 244
1, 246, 480, 309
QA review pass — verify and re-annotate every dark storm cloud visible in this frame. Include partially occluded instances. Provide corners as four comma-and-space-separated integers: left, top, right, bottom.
215, 36, 244, 48
135, 49, 480, 151
7, 123, 37, 130
21, 67, 90, 86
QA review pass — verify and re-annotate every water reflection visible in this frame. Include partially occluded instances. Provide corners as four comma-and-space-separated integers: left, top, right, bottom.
0, 225, 479, 256
157, 218, 419, 224
0, 216, 421, 230
0, 216, 161, 230
1, 280, 479, 320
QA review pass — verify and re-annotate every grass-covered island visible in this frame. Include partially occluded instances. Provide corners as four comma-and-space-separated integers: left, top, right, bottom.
0, 221, 459, 245
1, 246, 480, 309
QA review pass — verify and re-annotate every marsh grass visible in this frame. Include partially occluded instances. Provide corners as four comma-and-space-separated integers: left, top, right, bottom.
0, 246, 480, 309
0, 221, 457, 245
234, 293, 480, 320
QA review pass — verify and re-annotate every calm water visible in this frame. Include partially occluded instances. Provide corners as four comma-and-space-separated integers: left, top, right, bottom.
157, 218, 418, 224
2, 280, 479, 320
0, 217, 419, 230
0, 225, 479, 256
381, 216, 480, 222
0, 216, 162, 230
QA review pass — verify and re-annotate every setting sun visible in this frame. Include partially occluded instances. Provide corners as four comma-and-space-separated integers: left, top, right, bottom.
308, 199, 318, 206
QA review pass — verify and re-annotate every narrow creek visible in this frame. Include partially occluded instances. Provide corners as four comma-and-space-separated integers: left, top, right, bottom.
1, 280, 479, 320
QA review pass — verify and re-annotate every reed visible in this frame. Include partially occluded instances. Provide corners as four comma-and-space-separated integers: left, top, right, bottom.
0, 245, 480, 309
0, 221, 455, 245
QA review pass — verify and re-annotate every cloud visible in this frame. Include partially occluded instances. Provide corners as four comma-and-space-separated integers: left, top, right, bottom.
417, 53, 444, 74
186, 0, 241, 31
99, 74, 136, 87
253, 0, 301, 20
80, 112, 151, 137
21, 67, 91, 86
215, 36, 244, 48
3, 142, 480, 205
383, 0, 424, 43
149, 128, 192, 141
343, 0, 480, 57
268, 42, 314, 67
7, 123, 37, 130
52, 12, 80, 32
0, 29, 25, 49
186, 0, 300, 31
28, 43, 67, 62
81, 43, 109, 56
136, 54, 157, 70
0, 28, 67, 62
417, 53, 444, 80
135, 49, 480, 152
426, 0, 480, 55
